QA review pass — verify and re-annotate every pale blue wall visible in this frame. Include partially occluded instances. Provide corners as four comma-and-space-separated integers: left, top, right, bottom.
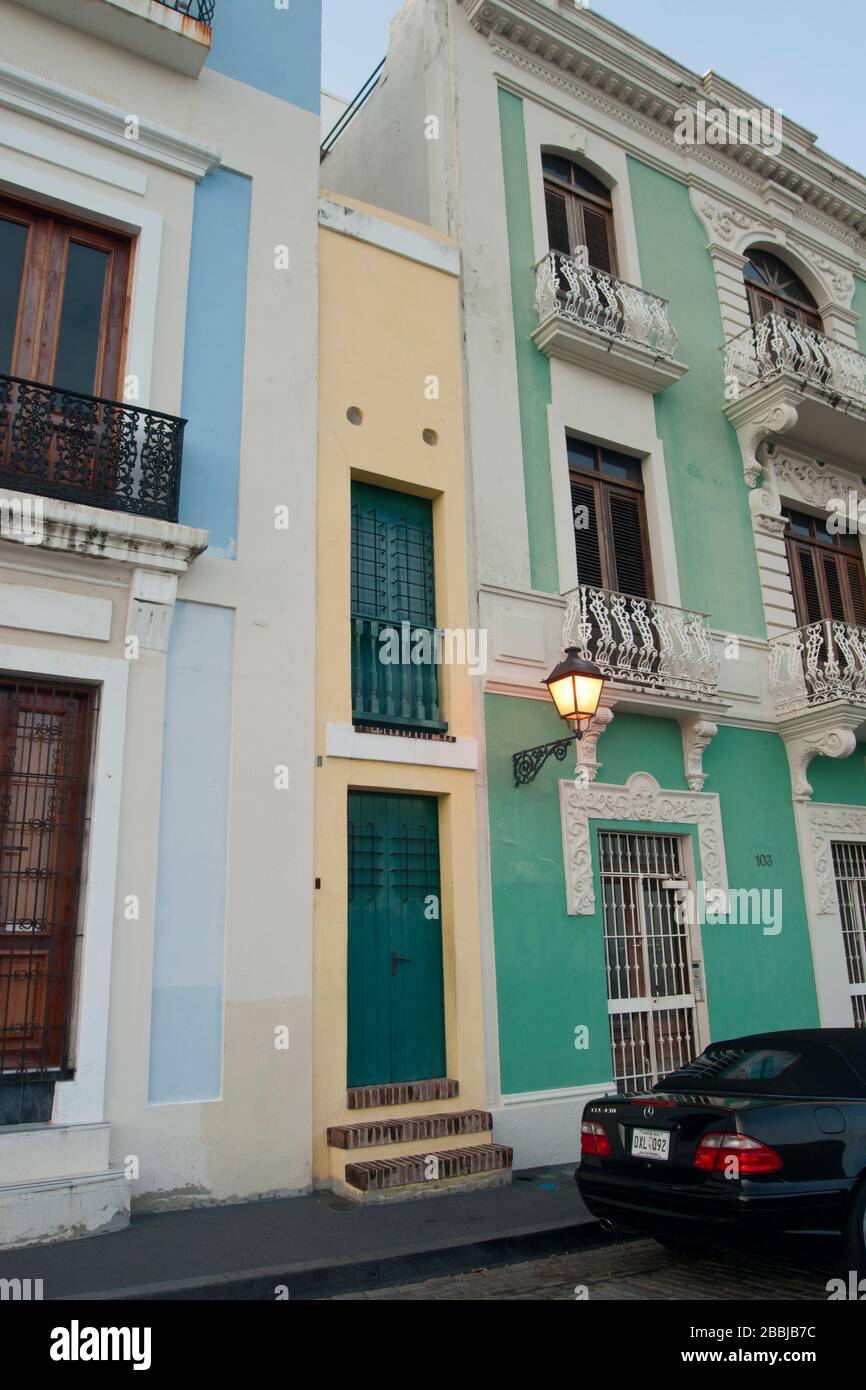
206, 0, 322, 113
149, 601, 235, 1105
178, 168, 251, 558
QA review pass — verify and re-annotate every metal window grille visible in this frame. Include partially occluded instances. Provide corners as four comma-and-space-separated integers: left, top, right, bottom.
0, 679, 97, 1079
600, 831, 698, 1089
389, 825, 440, 902
831, 841, 866, 1028
348, 821, 384, 902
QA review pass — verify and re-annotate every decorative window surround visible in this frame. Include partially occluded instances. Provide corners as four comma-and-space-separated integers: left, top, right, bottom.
0, 60, 222, 178
794, 799, 866, 1026
808, 802, 866, 915
0, 644, 128, 1125
559, 770, 728, 916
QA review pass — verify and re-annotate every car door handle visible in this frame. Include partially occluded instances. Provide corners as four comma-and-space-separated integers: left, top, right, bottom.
391, 950, 411, 976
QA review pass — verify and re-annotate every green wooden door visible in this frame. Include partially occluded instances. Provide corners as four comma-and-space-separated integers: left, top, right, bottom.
347, 791, 446, 1087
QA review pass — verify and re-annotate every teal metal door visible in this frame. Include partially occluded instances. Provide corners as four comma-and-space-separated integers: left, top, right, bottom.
347, 792, 446, 1087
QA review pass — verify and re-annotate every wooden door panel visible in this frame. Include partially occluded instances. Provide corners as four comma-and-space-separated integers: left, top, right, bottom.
347, 791, 446, 1088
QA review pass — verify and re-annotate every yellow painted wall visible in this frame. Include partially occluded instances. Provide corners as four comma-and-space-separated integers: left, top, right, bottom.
314, 193, 486, 1183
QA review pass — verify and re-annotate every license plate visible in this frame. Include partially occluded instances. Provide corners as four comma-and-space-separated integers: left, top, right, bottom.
631, 1127, 671, 1161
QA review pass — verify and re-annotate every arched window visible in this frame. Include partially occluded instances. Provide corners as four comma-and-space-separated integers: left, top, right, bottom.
542, 154, 617, 274
743, 249, 822, 332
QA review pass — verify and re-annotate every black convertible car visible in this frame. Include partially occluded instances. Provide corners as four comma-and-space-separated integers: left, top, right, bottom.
576, 1029, 866, 1270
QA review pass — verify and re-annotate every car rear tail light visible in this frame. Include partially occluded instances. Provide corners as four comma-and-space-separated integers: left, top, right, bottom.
581, 1120, 611, 1157
693, 1131, 782, 1175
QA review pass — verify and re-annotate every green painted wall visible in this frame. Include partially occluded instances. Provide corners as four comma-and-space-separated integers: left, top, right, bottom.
486, 695, 819, 1095
497, 88, 558, 594
809, 752, 866, 806
852, 276, 866, 356
627, 158, 766, 639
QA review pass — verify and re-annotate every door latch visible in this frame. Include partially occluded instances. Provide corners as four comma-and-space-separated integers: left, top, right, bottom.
391, 949, 411, 977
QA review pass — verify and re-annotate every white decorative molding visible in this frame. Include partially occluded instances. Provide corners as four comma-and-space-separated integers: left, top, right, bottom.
466, 1, 866, 246
808, 802, 866, 913
0, 60, 222, 180
680, 716, 718, 791
773, 451, 862, 511
559, 771, 728, 916
0, 121, 147, 195
778, 707, 862, 801
0, 489, 208, 572
575, 705, 614, 784
126, 568, 179, 654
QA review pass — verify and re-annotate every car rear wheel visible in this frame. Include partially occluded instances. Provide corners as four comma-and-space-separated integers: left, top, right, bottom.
842, 1182, 866, 1277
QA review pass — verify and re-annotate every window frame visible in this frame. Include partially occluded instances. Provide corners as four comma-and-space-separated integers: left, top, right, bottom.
568, 437, 654, 599
0, 192, 133, 400
542, 156, 618, 276
783, 507, 866, 629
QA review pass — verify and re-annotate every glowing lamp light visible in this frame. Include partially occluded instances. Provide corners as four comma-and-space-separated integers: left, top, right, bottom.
544, 648, 605, 737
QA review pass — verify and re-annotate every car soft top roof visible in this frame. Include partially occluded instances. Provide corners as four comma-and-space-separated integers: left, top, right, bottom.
660, 1029, 866, 1098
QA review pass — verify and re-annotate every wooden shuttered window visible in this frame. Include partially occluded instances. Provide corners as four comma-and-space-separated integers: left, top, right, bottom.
0, 194, 131, 399
743, 249, 823, 333
542, 154, 617, 274
569, 439, 652, 598
785, 509, 866, 629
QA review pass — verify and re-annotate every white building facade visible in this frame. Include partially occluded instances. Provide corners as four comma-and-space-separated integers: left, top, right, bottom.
0, 0, 321, 1245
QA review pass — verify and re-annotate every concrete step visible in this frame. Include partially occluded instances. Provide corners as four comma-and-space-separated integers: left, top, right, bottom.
346, 1078, 459, 1110
0, 1122, 110, 1185
329, 1108, 491, 1150
0, 1169, 130, 1250
344, 1141, 513, 1198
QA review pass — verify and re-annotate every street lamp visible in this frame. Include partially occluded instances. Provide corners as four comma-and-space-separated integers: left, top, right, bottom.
513, 648, 606, 786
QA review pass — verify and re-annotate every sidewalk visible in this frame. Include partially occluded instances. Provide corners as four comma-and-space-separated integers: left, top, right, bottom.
0, 1166, 605, 1300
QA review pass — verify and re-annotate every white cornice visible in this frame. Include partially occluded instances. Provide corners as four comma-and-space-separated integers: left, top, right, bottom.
0, 60, 222, 180
464, 0, 866, 244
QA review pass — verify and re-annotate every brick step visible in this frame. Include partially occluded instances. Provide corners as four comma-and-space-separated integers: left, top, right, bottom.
345, 1142, 513, 1193
328, 1109, 491, 1151
346, 1078, 459, 1110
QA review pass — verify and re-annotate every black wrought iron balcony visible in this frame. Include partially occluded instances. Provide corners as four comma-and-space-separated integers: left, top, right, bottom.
159, 0, 215, 23
0, 375, 186, 524
351, 616, 446, 732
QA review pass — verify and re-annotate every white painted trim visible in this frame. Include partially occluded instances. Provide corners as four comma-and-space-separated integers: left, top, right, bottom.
560, 771, 729, 916
318, 197, 461, 277
0, 644, 128, 1125
503, 1081, 616, 1105
0, 61, 221, 180
793, 799, 864, 1027
0, 583, 112, 641
326, 722, 478, 770
0, 120, 147, 195
0, 157, 163, 407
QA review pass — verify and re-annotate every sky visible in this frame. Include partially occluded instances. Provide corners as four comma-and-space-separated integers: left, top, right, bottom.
322, 0, 865, 174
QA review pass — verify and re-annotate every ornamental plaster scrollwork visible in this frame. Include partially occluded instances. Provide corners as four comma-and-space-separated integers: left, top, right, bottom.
747, 441, 786, 534
559, 771, 728, 916
695, 194, 763, 246
773, 453, 861, 513
732, 395, 800, 489
575, 705, 615, 784
783, 725, 859, 802
680, 717, 719, 792
807, 802, 866, 913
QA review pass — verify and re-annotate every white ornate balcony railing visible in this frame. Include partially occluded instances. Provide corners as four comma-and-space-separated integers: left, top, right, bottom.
535, 251, 679, 358
563, 585, 719, 697
724, 313, 866, 407
769, 620, 866, 714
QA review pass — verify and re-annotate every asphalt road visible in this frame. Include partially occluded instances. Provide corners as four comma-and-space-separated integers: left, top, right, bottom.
330, 1237, 832, 1300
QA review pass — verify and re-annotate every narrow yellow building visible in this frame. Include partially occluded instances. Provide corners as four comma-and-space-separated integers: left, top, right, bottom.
314, 192, 509, 1197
